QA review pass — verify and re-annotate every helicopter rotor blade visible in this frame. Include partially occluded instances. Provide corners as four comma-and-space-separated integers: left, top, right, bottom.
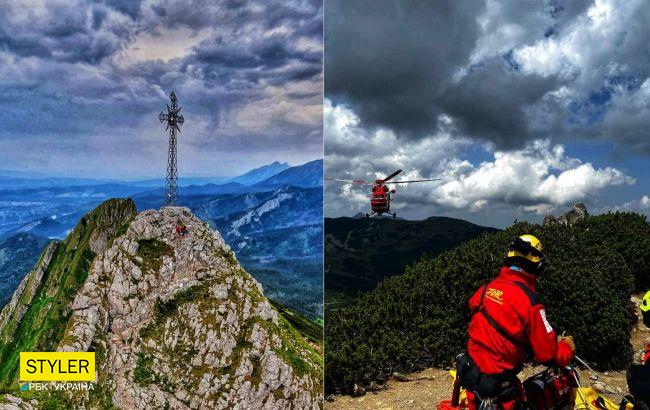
388, 178, 443, 184
381, 169, 403, 182
325, 178, 371, 185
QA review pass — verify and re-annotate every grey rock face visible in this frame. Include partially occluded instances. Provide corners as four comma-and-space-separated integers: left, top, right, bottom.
544, 202, 589, 226
558, 202, 589, 225
0, 395, 38, 410
57, 206, 322, 409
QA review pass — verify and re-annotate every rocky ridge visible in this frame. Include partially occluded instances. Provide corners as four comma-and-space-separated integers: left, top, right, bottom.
0, 200, 322, 409
543, 202, 589, 226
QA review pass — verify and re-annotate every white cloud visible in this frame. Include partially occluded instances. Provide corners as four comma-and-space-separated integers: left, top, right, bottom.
325, 101, 635, 218
600, 195, 650, 214
116, 26, 213, 65
324, 100, 471, 216
471, 0, 554, 65
431, 140, 634, 213
0, 0, 323, 177
511, 0, 650, 103
461, 0, 650, 152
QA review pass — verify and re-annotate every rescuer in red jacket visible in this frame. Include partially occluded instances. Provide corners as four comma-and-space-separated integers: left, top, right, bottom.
459, 235, 575, 410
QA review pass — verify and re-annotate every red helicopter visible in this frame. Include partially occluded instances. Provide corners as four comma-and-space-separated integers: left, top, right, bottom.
326, 169, 441, 218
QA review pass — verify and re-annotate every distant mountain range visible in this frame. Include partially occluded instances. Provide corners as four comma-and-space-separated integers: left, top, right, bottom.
0, 159, 324, 320
213, 185, 323, 238
0, 233, 50, 309
0, 159, 323, 237
229, 161, 290, 185
0, 160, 310, 192
133, 159, 324, 211
194, 185, 323, 319
253, 159, 322, 189
325, 216, 498, 309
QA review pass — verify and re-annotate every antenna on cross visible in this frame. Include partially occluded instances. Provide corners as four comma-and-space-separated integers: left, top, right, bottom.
158, 91, 185, 205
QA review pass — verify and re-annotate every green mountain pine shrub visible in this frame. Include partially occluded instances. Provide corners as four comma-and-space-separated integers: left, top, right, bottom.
325, 212, 648, 393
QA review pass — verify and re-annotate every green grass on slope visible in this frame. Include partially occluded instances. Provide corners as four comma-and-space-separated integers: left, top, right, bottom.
270, 299, 323, 346
136, 238, 174, 274
0, 199, 136, 388
325, 212, 649, 394
0, 242, 96, 386
324, 216, 498, 308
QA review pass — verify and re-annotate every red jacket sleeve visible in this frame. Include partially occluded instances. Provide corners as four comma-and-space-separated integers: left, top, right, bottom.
527, 304, 574, 367
468, 286, 484, 312
644, 343, 650, 364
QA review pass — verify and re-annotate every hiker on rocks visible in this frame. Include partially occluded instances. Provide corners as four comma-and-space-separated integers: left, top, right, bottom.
175, 221, 189, 237
626, 290, 650, 409
458, 235, 574, 410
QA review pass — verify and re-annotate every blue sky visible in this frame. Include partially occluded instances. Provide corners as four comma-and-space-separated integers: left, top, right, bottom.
324, 0, 650, 227
0, 0, 322, 179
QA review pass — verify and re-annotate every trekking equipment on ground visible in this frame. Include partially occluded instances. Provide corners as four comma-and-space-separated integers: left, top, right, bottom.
456, 353, 522, 403
440, 363, 629, 410
523, 367, 577, 410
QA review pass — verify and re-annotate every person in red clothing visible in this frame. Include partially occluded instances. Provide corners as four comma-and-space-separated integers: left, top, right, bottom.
457, 235, 574, 410
175, 221, 188, 237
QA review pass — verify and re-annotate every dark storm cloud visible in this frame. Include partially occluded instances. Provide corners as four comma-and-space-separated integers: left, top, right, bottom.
325, 0, 485, 138
148, 0, 321, 37
105, 0, 146, 18
547, 0, 594, 33
325, 0, 650, 154
324, 0, 650, 221
0, 2, 129, 64
441, 58, 565, 147
477, 0, 592, 43
0, 0, 322, 177
189, 36, 319, 71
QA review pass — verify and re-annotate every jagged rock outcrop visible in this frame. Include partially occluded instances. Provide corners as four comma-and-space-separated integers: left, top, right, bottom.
544, 202, 589, 226
0, 200, 322, 409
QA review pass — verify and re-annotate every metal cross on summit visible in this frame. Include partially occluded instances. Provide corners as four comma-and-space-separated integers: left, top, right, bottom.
158, 91, 185, 205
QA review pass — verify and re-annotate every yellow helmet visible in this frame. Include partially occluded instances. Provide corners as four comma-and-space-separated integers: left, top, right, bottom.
505, 234, 546, 275
641, 291, 650, 313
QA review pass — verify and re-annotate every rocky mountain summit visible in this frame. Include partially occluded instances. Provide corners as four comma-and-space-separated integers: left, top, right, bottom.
0, 199, 322, 409
543, 202, 589, 226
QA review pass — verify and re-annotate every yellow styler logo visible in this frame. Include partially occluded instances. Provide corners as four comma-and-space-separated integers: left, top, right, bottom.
20, 352, 95, 382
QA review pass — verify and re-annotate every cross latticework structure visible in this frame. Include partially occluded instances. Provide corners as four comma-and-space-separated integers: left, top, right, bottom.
158, 91, 185, 205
